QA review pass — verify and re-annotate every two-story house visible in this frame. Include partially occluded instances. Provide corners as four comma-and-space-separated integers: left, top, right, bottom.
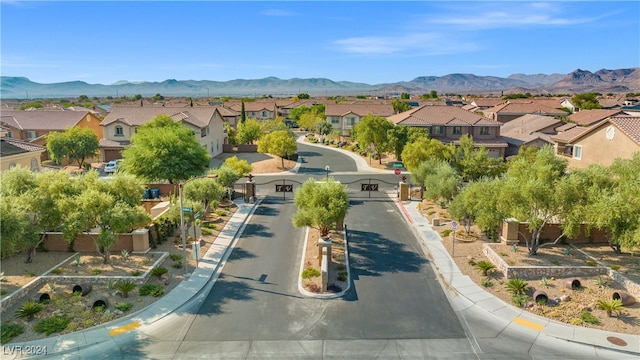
388, 104, 508, 158
567, 109, 626, 127
0, 110, 104, 162
552, 115, 640, 168
99, 105, 225, 162
325, 103, 394, 136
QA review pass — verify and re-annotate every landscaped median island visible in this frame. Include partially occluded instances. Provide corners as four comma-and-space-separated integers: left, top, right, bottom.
300, 227, 348, 295
418, 199, 640, 335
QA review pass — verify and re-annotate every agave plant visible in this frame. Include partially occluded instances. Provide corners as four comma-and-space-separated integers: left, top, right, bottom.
596, 299, 624, 317
505, 278, 528, 296
15, 300, 44, 321
473, 260, 496, 276
115, 280, 137, 298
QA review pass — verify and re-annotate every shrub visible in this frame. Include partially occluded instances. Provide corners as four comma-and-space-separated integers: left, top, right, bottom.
121, 250, 130, 260
115, 280, 137, 297
474, 260, 496, 276
594, 276, 609, 289
505, 278, 528, 296
441, 229, 452, 237
130, 270, 142, 276
467, 258, 477, 266
580, 310, 600, 324
14, 300, 43, 320
301, 267, 320, 279
51, 267, 65, 275
202, 229, 213, 235
539, 277, 551, 288
91, 269, 102, 275
34, 315, 70, 335
596, 299, 624, 317
610, 264, 620, 271
481, 278, 493, 287
215, 210, 227, 217
150, 267, 168, 279
1, 323, 25, 343
337, 271, 348, 281
586, 260, 598, 267
139, 284, 164, 297
551, 260, 561, 266
307, 284, 321, 293
114, 302, 134, 312
511, 294, 530, 307
169, 254, 183, 262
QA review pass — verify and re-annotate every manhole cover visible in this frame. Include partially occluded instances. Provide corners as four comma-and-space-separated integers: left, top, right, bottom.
607, 336, 627, 346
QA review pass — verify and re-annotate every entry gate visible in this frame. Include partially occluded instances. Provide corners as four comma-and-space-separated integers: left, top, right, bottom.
248, 178, 408, 200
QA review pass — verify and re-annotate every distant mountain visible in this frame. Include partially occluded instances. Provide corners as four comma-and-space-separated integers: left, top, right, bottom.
2, 68, 638, 99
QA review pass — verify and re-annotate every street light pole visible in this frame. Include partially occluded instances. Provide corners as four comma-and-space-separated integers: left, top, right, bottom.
325, 165, 330, 180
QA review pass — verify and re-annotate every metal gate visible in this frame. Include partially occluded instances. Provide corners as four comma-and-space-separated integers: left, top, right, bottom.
246, 178, 409, 200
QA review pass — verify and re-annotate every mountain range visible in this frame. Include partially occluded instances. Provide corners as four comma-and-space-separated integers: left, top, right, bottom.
1, 68, 639, 99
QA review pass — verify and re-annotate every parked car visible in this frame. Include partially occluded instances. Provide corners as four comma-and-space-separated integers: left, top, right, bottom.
104, 160, 122, 173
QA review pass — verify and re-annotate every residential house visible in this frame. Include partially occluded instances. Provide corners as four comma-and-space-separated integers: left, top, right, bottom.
0, 137, 47, 172
226, 101, 278, 121
388, 105, 508, 158
500, 114, 564, 157
467, 98, 506, 110
0, 110, 104, 162
483, 101, 568, 123
567, 109, 625, 126
325, 103, 394, 136
277, 99, 322, 120
99, 105, 225, 162
552, 115, 640, 168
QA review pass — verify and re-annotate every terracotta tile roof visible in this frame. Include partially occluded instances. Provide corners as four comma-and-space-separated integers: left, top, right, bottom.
214, 106, 239, 117
508, 98, 566, 110
608, 116, 640, 145
99, 138, 130, 148
500, 114, 563, 144
101, 106, 217, 128
243, 101, 277, 112
470, 98, 505, 107
568, 109, 625, 126
325, 103, 394, 117
485, 101, 567, 116
0, 110, 90, 131
0, 138, 46, 156
388, 104, 501, 126
551, 126, 590, 143
555, 122, 577, 132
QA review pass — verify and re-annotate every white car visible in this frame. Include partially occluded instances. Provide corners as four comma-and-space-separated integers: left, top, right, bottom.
104, 160, 122, 174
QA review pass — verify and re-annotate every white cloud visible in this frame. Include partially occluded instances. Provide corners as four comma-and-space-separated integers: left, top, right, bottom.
333, 32, 476, 56
262, 9, 296, 17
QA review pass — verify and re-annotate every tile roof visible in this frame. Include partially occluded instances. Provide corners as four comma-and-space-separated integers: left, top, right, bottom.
325, 103, 394, 117
470, 98, 505, 107
551, 126, 590, 143
555, 122, 577, 132
568, 109, 624, 126
99, 138, 130, 148
101, 106, 217, 128
388, 104, 501, 126
0, 110, 90, 131
485, 101, 567, 116
500, 114, 563, 145
0, 138, 46, 156
608, 116, 640, 145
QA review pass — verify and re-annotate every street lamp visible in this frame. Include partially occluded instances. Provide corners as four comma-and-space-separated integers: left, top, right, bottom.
178, 174, 217, 277
325, 165, 330, 180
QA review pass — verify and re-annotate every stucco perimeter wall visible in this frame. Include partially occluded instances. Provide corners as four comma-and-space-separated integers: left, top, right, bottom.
42, 229, 149, 253
499, 220, 608, 245
482, 243, 639, 300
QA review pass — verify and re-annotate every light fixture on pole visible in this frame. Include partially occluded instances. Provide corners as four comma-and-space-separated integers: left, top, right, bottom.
325, 165, 330, 180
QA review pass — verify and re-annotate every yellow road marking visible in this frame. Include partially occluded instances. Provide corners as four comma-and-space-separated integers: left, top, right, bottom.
514, 317, 544, 331
109, 321, 141, 336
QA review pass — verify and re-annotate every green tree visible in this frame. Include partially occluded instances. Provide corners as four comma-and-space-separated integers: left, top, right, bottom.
391, 99, 412, 114
452, 135, 505, 181
261, 117, 289, 134
46, 127, 99, 167
316, 121, 333, 139
210, 165, 241, 199
292, 178, 349, 238
572, 92, 602, 110
224, 122, 237, 145
297, 111, 324, 132
351, 115, 394, 164
449, 178, 504, 238
222, 155, 252, 176
415, 159, 461, 202
120, 115, 210, 184
236, 118, 263, 144
402, 137, 451, 171
183, 177, 225, 213
297, 93, 310, 99
240, 102, 246, 123
498, 146, 568, 255
257, 130, 297, 168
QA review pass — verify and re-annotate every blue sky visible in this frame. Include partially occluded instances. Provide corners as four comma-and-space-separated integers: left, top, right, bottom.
2, 1, 638, 85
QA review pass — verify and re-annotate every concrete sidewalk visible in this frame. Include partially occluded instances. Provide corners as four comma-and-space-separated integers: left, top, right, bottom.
394, 199, 640, 357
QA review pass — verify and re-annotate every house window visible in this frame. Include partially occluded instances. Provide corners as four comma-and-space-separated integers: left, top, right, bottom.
480, 126, 489, 135
453, 126, 462, 135
573, 145, 582, 160
262, 111, 267, 117
331, 117, 340, 124
115, 125, 124, 137
6, 131, 13, 138
348, 117, 356, 126
431, 126, 444, 135
31, 158, 39, 172
26, 131, 37, 139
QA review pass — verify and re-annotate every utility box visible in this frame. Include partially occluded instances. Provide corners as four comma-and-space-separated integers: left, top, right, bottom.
398, 182, 410, 201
